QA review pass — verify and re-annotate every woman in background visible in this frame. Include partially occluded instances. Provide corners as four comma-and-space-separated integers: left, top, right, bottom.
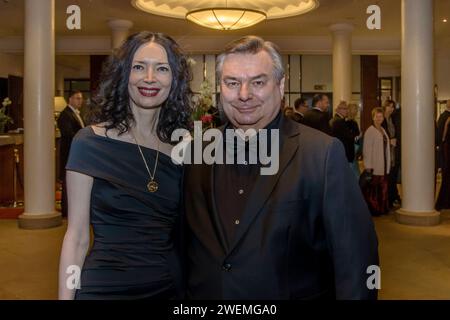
362, 107, 391, 216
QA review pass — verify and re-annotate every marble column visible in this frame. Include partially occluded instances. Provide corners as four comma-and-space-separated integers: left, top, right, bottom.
107, 19, 133, 50
18, 0, 61, 229
395, 0, 440, 226
330, 23, 354, 111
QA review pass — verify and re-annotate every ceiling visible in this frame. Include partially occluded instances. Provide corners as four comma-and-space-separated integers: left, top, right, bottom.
0, 0, 448, 39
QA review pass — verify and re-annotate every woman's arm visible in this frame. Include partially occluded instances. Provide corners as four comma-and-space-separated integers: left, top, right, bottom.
363, 128, 374, 171
58, 170, 93, 300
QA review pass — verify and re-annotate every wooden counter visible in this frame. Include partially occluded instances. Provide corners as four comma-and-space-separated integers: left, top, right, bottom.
0, 133, 60, 206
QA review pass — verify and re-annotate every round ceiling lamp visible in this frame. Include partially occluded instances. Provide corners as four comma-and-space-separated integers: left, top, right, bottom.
186, 8, 266, 30
131, 0, 320, 30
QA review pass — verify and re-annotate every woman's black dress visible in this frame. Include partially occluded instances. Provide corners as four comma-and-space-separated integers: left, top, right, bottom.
66, 127, 183, 299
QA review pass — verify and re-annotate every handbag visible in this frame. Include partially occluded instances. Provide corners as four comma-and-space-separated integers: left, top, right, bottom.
359, 169, 373, 190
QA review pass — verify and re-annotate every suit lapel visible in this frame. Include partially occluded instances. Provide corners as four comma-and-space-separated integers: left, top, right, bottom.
227, 118, 300, 254
67, 106, 83, 129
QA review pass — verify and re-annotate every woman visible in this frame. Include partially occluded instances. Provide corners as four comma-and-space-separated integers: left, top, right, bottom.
58, 32, 192, 300
381, 100, 400, 207
436, 117, 450, 210
347, 103, 361, 177
362, 107, 391, 216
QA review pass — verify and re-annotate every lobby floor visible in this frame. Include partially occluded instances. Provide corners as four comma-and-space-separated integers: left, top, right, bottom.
1, 210, 450, 300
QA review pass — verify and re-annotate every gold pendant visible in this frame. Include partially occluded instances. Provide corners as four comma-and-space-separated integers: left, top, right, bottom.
147, 180, 158, 193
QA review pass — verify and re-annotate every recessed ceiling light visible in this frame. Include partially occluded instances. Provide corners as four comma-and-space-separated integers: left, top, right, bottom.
443, 19, 448, 23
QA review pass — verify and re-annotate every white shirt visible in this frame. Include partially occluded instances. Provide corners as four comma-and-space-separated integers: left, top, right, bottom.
313, 107, 323, 112
68, 105, 85, 128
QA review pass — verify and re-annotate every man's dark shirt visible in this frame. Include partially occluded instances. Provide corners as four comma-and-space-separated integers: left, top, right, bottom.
214, 112, 281, 247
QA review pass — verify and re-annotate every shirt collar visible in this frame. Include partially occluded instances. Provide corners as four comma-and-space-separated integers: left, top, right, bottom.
68, 104, 80, 114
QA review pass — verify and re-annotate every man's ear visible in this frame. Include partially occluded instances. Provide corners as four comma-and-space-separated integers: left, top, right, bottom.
279, 76, 285, 96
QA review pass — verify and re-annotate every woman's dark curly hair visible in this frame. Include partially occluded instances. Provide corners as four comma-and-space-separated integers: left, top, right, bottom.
90, 31, 192, 144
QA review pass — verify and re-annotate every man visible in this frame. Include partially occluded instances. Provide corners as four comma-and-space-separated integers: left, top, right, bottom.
303, 93, 331, 134
330, 101, 355, 163
57, 90, 84, 217
289, 97, 309, 123
184, 36, 379, 300
437, 99, 450, 170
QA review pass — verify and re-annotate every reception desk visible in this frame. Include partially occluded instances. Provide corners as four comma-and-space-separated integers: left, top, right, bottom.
0, 132, 60, 206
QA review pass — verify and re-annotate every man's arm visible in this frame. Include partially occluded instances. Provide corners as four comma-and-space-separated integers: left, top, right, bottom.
322, 139, 379, 299
320, 113, 332, 135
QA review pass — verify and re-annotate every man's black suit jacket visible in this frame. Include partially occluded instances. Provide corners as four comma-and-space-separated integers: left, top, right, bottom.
183, 116, 379, 300
330, 114, 355, 162
302, 108, 332, 135
437, 110, 450, 146
57, 106, 83, 180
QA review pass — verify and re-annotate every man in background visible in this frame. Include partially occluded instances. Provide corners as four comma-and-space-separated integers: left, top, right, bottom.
57, 90, 84, 217
437, 99, 450, 171
330, 101, 355, 163
289, 97, 309, 123
303, 93, 331, 134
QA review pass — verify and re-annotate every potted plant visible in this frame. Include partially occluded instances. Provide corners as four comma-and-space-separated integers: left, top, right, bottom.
191, 80, 220, 131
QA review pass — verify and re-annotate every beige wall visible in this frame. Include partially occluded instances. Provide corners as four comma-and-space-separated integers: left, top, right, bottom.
436, 48, 450, 100
301, 55, 361, 93
0, 53, 23, 77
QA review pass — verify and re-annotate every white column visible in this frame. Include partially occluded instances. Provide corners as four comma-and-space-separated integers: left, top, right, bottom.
18, 0, 61, 229
396, 0, 440, 226
330, 23, 354, 111
107, 19, 133, 50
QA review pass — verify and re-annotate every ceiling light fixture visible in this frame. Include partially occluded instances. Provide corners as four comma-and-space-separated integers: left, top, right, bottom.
132, 0, 320, 31
186, 7, 266, 30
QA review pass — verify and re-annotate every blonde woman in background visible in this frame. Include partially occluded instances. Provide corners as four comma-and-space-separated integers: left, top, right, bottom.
362, 107, 391, 216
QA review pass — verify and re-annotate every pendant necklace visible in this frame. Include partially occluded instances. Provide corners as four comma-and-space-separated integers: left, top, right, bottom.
131, 130, 159, 193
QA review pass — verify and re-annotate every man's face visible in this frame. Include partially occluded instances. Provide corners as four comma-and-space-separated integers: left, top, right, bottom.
385, 103, 394, 117
321, 96, 330, 112
69, 92, 83, 109
220, 51, 285, 131
338, 104, 349, 118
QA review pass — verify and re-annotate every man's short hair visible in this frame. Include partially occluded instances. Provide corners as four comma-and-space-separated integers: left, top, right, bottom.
216, 36, 285, 83
294, 98, 306, 109
68, 90, 82, 98
312, 93, 328, 108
